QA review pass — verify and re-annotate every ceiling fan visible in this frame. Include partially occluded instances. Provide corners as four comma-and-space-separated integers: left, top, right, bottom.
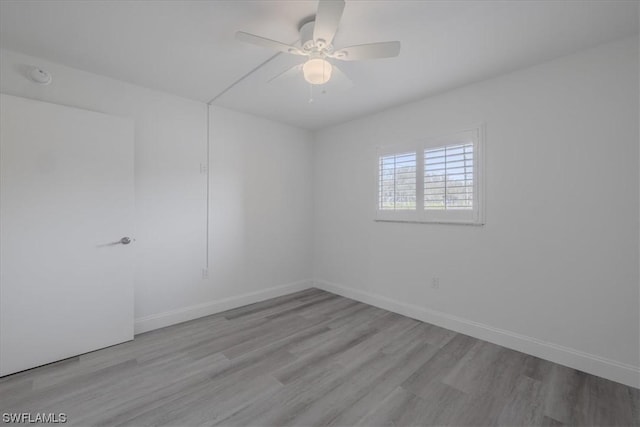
236, 0, 401, 86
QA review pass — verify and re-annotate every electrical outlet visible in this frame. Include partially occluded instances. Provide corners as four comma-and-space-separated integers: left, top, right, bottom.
431, 277, 440, 289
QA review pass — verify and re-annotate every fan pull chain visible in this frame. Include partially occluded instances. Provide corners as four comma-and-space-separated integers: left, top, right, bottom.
308, 84, 314, 103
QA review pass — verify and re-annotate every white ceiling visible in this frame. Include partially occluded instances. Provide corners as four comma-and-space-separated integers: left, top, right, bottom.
1, 1, 638, 130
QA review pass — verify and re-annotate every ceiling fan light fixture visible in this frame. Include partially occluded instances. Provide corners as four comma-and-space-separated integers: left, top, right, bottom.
303, 58, 332, 85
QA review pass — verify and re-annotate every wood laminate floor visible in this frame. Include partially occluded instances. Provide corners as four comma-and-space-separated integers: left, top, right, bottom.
1, 288, 638, 426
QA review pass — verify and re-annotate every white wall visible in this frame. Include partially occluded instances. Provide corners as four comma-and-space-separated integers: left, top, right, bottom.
313, 37, 640, 387
0, 49, 314, 333
209, 106, 314, 299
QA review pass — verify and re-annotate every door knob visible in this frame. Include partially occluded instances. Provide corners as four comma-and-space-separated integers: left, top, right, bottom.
119, 237, 132, 245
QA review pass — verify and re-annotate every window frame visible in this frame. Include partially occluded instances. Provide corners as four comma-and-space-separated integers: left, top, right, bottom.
375, 125, 485, 225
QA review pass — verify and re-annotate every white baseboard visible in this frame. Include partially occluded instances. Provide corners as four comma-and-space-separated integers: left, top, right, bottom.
313, 279, 640, 389
134, 280, 314, 334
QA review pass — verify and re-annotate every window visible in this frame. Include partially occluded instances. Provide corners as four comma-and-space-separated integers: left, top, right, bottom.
379, 152, 417, 211
424, 143, 474, 210
376, 126, 484, 224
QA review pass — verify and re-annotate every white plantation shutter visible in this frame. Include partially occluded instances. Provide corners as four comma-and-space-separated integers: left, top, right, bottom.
376, 126, 484, 224
379, 152, 417, 211
424, 143, 474, 210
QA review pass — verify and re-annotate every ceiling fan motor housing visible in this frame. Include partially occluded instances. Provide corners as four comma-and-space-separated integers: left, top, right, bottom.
299, 20, 332, 53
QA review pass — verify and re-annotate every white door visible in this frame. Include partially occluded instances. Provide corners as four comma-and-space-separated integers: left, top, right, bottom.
0, 94, 134, 376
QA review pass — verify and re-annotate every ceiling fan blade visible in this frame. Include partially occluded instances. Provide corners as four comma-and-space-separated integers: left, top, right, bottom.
326, 63, 353, 89
331, 41, 401, 61
313, 0, 345, 47
268, 64, 304, 83
236, 31, 304, 56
